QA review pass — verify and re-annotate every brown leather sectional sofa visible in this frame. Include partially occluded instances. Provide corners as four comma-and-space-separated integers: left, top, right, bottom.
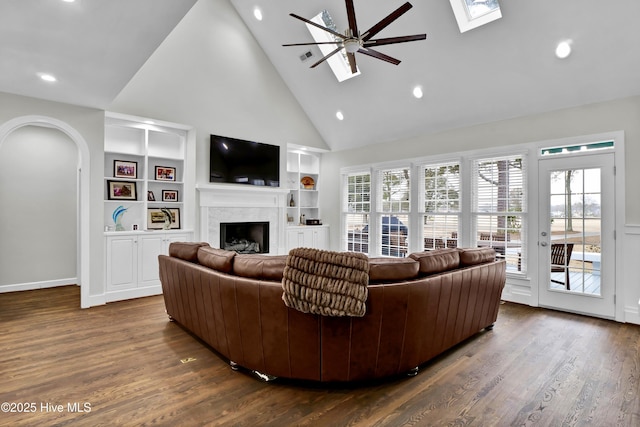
159, 242, 506, 382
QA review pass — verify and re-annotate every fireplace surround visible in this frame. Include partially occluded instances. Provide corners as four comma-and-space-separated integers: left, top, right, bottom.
197, 184, 289, 255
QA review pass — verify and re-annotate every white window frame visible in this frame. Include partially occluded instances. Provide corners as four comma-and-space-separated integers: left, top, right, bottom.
418, 160, 462, 251
340, 149, 527, 270
470, 153, 528, 274
375, 165, 411, 257
341, 168, 371, 253
449, 0, 502, 33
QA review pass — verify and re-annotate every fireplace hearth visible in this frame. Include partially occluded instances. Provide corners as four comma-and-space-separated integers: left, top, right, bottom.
220, 222, 269, 254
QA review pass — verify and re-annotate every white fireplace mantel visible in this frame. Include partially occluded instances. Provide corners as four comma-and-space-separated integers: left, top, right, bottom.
196, 184, 289, 254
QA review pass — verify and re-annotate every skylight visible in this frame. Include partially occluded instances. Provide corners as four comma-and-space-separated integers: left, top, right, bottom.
449, 0, 502, 33
306, 10, 360, 82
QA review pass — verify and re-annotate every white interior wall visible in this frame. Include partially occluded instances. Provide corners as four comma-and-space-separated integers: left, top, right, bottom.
109, 0, 329, 188
0, 126, 77, 287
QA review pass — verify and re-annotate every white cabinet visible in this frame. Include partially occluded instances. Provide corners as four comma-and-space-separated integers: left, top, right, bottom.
103, 112, 195, 303
285, 147, 329, 251
286, 225, 330, 251
105, 231, 191, 302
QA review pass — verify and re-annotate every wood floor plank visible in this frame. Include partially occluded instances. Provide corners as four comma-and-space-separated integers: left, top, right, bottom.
1, 286, 640, 426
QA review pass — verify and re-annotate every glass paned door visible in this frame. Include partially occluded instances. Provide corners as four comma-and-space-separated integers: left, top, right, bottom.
538, 154, 615, 318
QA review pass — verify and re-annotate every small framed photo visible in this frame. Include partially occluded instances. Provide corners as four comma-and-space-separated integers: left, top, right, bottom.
155, 166, 176, 181
114, 160, 137, 179
147, 190, 155, 201
107, 180, 137, 200
162, 190, 179, 202
147, 207, 180, 230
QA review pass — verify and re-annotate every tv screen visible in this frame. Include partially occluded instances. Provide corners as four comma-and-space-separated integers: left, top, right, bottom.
209, 135, 280, 186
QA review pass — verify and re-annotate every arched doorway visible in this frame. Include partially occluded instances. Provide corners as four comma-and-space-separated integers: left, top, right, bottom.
0, 115, 90, 308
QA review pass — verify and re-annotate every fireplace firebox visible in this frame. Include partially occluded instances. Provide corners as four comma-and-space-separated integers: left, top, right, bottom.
220, 222, 269, 254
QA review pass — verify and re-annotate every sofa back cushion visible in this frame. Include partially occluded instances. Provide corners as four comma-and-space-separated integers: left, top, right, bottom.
233, 254, 287, 281
368, 257, 419, 282
408, 248, 460, 276
459, 247, 496, 266
169, 242, 210, 262
197, 247, 236, 273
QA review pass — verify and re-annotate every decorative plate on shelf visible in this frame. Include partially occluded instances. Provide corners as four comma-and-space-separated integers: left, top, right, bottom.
301, 176, 315, 189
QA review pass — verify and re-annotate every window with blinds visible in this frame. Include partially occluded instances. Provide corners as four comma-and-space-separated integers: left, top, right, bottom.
472, 155, 527, 272
377, 168, 410, 256
343, 172, 370, 254
421, 162, 460, 250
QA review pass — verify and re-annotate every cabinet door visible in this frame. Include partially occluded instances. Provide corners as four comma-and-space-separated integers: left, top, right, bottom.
106, 235, 137, 290
138, 234, 165, 286
287, 228, 306, 251
311, 227, 329, 250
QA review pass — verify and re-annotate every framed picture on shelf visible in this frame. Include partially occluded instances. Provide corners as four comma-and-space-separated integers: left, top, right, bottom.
147, 207, 180, 230
147, 190, 155, 201
162, 190, 179, 202
107, 180, 137, 200
113, 160, 137, 179
155, 166, 176, 181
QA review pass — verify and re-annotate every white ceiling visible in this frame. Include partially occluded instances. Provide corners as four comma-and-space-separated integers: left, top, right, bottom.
230, 0, 640, 151
2, 1, 639, 152
0, 0, 196, 109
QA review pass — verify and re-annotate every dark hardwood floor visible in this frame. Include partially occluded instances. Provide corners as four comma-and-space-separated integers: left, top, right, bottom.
1, 286, 639, 426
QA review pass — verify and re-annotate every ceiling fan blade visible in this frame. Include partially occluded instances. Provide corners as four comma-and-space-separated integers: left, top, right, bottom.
362, 2, 413, 42
310, 46, 343, 68
283, 41, 342, 47
345, 0, 359, 37
289, 13, 346, 39
364, 34, 426, 47
358, 47, 401, 66
347, 52, 358, 74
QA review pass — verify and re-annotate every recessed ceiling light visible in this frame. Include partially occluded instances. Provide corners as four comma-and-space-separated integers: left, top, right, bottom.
62, 0, 76, 3
253, 7, 263, 21
38, 73, 57, 82
336, 111, 344, 121
413, 86, 424, 99
555, 40, 572, 59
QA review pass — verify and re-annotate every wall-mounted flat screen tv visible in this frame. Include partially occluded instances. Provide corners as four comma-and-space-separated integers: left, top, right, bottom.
209, 134, 280, 187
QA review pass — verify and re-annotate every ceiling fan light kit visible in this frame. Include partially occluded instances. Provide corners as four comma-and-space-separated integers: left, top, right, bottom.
283, 1, 426, 75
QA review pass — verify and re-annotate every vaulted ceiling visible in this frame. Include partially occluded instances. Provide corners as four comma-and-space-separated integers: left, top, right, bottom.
2, 0, 639, 152
0, 0, 197, 108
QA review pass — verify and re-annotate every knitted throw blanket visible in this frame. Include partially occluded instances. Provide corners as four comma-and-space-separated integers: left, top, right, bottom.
282, 248, 369, 317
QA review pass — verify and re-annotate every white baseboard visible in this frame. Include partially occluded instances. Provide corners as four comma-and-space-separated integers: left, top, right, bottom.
623, 305, 640, 325
0, 278, 77, 293
84, 293, 106, 308
501, 283, 533, 306
105, 285, 163, 303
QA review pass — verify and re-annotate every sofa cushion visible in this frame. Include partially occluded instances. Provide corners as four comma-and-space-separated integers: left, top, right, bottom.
233, 254, 287, 281
409, 248, 460, 276
459, 247, 496, 266
368, 257, 419, 282
169, 242, 210, 262
197, 247, 236, 273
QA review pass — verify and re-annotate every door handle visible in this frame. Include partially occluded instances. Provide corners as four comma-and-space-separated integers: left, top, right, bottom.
540, 241, 548, 247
